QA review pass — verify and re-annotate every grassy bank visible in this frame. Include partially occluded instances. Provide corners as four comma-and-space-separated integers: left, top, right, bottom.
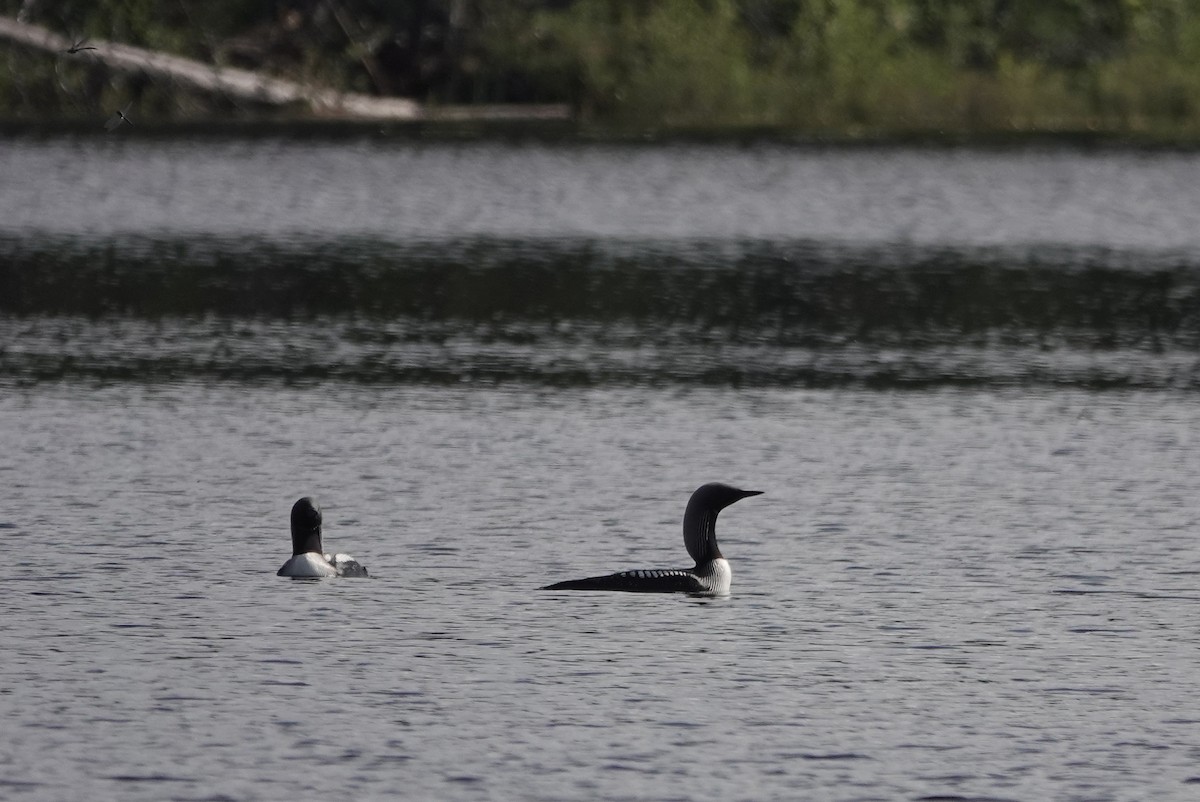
4, 0, 1200, 139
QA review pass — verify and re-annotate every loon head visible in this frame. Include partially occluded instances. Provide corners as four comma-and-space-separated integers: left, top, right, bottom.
683, 483, 762, 565
290, 497, 323, 556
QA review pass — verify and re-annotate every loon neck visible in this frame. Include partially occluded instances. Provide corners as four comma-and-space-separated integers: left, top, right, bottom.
292, 532, 322, 556
290, 498, 324, 555
291, 523, 322, 556
683, 504, 723, 564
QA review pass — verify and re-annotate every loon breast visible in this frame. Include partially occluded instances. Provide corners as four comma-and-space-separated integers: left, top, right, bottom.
278, 552, 368, 578
278, 552, 339, 578
695, 557, 731, 595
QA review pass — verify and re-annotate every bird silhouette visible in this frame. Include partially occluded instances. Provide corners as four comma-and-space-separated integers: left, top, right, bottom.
65, 38, 96, 55
105, 102, 133, 131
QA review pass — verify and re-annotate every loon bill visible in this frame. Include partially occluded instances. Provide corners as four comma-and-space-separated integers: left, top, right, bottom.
542, 483, 762, 595
277, 497, 369, 578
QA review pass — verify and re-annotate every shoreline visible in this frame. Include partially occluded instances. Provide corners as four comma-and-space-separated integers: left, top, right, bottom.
3, 116, 1200, 150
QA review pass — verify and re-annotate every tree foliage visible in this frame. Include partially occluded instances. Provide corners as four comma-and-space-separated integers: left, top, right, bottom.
3, 0, 1200, 134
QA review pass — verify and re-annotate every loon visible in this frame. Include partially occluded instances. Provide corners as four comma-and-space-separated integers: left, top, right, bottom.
277, 497, 369, 578
542, 483, 762, 595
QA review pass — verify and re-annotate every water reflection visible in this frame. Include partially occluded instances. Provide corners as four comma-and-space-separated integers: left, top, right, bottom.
2, 234, 1199, 387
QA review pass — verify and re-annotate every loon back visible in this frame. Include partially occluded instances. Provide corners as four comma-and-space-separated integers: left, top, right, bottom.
542, 483, 760, 595
543, 569, 707, 594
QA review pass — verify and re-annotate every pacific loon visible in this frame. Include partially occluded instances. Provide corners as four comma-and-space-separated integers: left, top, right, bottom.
277, 497, 369, 578
542, 482, 761, 595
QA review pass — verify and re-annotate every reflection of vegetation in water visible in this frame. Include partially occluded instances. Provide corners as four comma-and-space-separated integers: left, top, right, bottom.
3, 235, 1200, 350
3, 0, 1200, 135
4, 234, 1200, 386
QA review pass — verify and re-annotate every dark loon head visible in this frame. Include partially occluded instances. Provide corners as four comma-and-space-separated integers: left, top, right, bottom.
683, 483, 762, 565
290, 497, 323, 556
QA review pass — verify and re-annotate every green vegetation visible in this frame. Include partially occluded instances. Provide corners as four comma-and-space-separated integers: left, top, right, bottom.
4, 0, 1200, 137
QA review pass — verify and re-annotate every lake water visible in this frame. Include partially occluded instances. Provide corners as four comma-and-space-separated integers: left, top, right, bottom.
2, 137, 1200, 801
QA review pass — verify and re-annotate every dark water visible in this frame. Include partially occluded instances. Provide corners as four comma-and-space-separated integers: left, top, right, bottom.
3, 138, 1200, 800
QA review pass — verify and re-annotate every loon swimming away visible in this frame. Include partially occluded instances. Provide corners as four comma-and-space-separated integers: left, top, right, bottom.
277, 497, 369, 578
542, 483, 762, 595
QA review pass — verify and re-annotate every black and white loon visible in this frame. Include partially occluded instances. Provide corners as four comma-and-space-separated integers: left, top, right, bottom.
542, 483, 762, 595
277, 497, 369, 578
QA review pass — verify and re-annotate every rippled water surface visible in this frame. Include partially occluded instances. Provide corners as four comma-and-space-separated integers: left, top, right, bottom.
3, 138, 1198, 246
3, 138, 1200, 800
4, 385, 1200, 801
